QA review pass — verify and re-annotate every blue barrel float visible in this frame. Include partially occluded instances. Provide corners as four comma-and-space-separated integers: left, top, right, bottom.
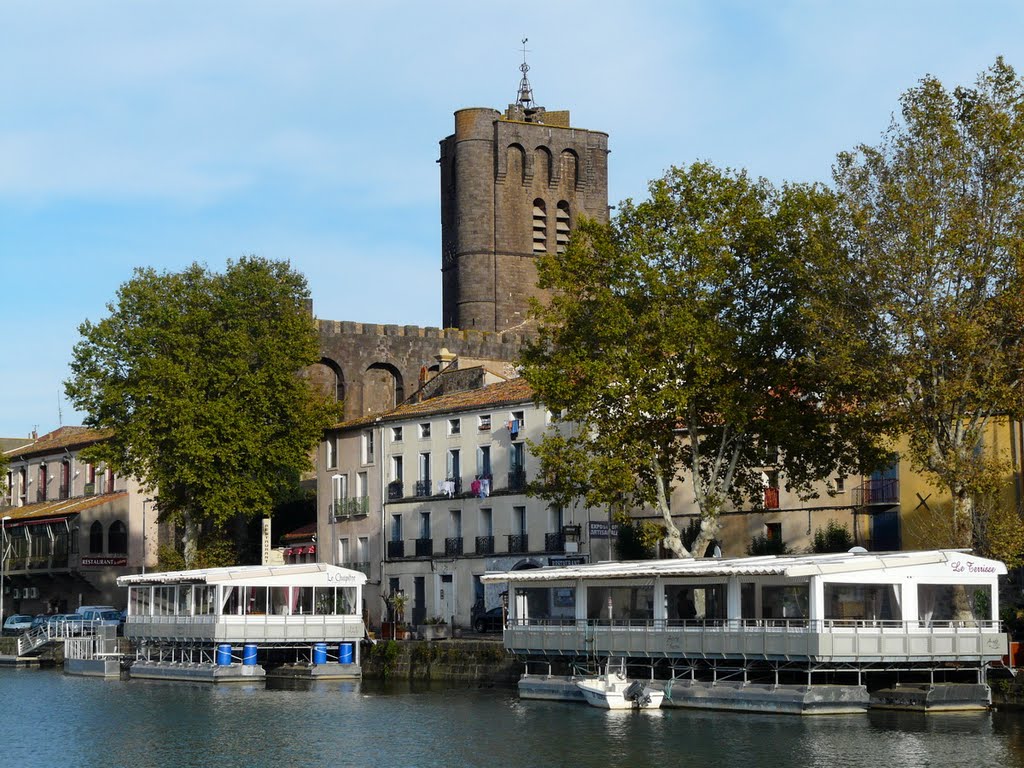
339, 642, 354, 664
313, 642, 328, 665
216, 644, 232, 666
242, 644, 258, 666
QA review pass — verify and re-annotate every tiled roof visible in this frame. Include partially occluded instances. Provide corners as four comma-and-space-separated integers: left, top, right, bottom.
0, 492, 128, 524
3, 426, 111, 460
331, 377, 534, 431
281, 522, 317, 541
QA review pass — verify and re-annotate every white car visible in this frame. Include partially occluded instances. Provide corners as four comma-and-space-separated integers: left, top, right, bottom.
3, 614, 35, 635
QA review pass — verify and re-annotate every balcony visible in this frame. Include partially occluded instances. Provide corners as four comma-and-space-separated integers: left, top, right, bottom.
507, 534, 529, 554
443, 477, 463, 496
342, 561, 371, 578
58, 485, 70, 501
387, 481, 404, 500
507, 469, 527, 492
387, 540, 405, 559
764, 487, 780, 510
853, 478, 900, 506
415, 538, 433, 557
445, 537, 463, 557
332, 496, 369, 519
476, 535, 494, 555
544, 532, 565, 552
415, 480, 432, 498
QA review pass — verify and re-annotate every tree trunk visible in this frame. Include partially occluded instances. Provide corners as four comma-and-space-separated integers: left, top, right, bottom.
653, 455, 690, 558
182, 513, 199, 569
951, 487, 976, 622
690, 512, 721, 561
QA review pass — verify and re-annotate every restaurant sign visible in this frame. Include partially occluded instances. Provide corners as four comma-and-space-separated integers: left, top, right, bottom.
80, 557, 128, 568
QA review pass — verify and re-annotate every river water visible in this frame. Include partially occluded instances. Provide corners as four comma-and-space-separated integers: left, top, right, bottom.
4, 668, 1024, 768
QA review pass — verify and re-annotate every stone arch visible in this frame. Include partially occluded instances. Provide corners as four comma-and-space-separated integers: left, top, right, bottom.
559, 149, 579, 188
305, 358, 345, 403
363, 362, 405, 415
506, 143, 527, 185
533, 146, 552, 186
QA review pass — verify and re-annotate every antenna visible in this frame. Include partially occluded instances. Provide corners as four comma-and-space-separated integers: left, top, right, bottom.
517, 37, 534, 109
57, 392, 63, 426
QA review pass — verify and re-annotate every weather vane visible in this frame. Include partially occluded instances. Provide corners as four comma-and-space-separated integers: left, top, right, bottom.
517, 37, 534, 109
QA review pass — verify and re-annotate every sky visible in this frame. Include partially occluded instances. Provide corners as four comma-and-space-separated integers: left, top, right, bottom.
3, 0, 1024, 438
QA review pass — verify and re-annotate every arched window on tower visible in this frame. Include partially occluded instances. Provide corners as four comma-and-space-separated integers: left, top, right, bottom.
532, 199, 547, 254
89, 521, 104, 554
108, 520, 128, 554
556, 201, 571, 254
560, 149, 579, 188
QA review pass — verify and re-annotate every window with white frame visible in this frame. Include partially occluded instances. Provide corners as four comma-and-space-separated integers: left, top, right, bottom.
331, 474, 348, 517
480, 507, 493, 537
391, 514, 403, 542
362, 429, 375, 464
338, 537, 350, 565
391, 455, 404, 482
357, 471, 367, 498
420, 511, 431, 539
419, 422, 431, 439
357, 536, 369, 565
448, 418, 461, 435
477, 446, 491, 478
513, 506, 527, 535
391, 426, 403, 442
478, 414, 491, 431
325, 438, 337, 469
446, 449, 461, 481
450, 509, 462, 539
419, 452, 431, 484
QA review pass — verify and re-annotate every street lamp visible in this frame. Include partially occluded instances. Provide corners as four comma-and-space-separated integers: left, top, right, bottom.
1, 515, 12, 625
141, 499, 154, 575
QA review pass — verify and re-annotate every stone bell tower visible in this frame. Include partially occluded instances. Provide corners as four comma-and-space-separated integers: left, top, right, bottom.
438, 47, 610, 332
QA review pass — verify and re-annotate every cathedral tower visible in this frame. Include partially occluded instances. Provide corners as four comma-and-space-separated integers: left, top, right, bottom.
439, 54, 609, 332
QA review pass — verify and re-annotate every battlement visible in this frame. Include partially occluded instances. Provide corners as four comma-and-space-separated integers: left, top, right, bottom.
316, 319, 530, 347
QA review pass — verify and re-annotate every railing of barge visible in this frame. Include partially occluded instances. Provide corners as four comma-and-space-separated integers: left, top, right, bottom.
502, 618, 1008, 663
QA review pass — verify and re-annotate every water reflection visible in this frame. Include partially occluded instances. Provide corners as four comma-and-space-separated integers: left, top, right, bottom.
2, 670, 1024, 768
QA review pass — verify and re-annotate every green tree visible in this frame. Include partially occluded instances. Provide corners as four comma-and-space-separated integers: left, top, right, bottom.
833, 58, 1024, 555
65, 257, 340, 567
523, 163, 886, 558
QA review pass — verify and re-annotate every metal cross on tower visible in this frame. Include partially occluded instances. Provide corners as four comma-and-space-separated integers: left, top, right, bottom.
517, 37, 535, 109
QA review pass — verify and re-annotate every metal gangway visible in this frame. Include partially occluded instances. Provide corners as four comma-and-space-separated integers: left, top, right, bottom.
17, 620, 99, 657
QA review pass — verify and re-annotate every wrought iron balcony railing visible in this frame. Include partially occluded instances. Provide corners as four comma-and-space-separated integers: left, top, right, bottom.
415, 480, 432, 497
476, 535, 494, 555
544, 532, 565, 552
507, 469, 527, 492
415, 538, 433, 557
386, 540, 405, 559
445, 537, 463, 557
332, 496, 369, 519
507, 534, 528, 554
387, 481, 404, 500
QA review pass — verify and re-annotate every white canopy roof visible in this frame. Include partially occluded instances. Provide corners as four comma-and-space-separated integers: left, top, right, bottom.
480, 549, 1006, 583
118, 563, 367, 588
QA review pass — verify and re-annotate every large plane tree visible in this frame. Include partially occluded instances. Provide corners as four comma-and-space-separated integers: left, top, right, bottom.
523, 162, 887, 558
65, 256, 340, 567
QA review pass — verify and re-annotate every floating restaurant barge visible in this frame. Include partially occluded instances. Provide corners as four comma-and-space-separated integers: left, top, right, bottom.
481, 550, 1010, 714
117, 563, 366, 683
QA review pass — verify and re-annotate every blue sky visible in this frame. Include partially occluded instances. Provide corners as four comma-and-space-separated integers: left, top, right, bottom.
3, 1, 1024, 437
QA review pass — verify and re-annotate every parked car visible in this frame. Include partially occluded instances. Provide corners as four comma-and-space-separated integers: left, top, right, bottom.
2, 614, 34, 636
30, 614, 49, 631
46, 614, 87, 636
473, 606, 505, 633
80, 608, 124, 634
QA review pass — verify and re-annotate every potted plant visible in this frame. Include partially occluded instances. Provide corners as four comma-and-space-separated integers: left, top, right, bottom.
418, 616, 450, 641
383, 591, 409, 640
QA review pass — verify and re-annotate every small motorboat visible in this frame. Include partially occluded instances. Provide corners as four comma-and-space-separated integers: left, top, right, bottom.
575, 663, 664, 710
